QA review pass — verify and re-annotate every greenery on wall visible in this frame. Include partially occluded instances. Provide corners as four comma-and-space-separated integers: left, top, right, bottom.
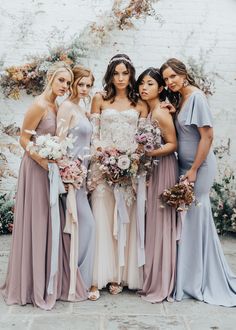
211, 140, 236, 235
0, 194, 14, 235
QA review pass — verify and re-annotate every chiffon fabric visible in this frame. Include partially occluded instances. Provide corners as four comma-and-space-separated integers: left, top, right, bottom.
91, 108, 143, 290
64, 111, 95, 290
174, 91, 236, 307
140, 141, 178, 303
1, 110, 87, 310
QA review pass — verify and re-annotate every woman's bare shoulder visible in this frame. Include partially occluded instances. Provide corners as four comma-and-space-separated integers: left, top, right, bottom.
58, 99, 74, 113
92, 92, 104, 104
153, 106, 173, 125
135, 99, 149, 115
26, 97, 46, 116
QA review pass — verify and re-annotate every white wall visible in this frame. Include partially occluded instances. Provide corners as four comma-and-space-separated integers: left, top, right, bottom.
0, 0, 236, 193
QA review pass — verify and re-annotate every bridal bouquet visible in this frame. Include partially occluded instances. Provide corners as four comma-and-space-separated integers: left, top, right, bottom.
135, 120, 161, 153
93, 147, 140, 186
135, 120, 162, 173
26, 133, 73, 160
58, 157, 87, 189
160, 179, 196, 212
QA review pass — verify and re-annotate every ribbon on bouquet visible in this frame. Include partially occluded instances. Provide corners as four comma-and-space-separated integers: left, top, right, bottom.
136, 173, 146, 267
47, 163, 66, 295
113, 184, 130, 267
63, 184, 79, 301
176, 207, 187, 241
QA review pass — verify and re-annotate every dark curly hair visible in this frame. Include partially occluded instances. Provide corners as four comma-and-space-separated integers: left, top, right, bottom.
103, 54, 138, 106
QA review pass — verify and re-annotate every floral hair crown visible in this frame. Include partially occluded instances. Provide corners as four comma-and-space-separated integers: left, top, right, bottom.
109, 57, 133, 66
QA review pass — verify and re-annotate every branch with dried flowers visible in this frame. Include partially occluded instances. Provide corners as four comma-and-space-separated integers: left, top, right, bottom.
0, 0, 161, 99
186, 56, 216, 96
0, 46, 81, 99
211, 139, 236, 235
113, 0, 160, 30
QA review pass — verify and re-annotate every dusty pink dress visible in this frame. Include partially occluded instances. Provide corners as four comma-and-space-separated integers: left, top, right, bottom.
0, 109, 87, 309
140, 142, 178, 303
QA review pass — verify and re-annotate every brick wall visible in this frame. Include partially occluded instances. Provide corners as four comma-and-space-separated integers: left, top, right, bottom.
0, 0, 236, 193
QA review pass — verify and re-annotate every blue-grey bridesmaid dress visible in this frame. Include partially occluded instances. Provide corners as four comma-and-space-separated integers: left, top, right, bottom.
174, 91, 236, 306
68, 111, 95, 290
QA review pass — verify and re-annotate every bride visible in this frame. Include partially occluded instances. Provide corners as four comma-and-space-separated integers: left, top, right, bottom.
89, 54, 148, 299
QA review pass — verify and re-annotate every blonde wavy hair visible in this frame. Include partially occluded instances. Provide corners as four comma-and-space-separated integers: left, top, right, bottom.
44, 61, 74, 93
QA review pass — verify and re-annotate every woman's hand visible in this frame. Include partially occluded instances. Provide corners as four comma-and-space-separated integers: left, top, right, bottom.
38, 159, 55, 171
145, 150, 156, 157
136, 144, 144, 154
182, 168, 197, 183
160, 102, 176, 114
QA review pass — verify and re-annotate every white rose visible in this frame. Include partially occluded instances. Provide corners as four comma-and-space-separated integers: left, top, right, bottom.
109, 156, 116, 165
36, 135, 47, 146
117, 155, 130, 170
51, 150, 63, 160
26, 141, 34, 151
38, 148, 50, 158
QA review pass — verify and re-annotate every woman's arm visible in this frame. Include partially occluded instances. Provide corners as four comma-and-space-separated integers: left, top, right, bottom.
56, 101, 73, 141
146, 109, 177, 157
90, 93, 103, 148
138, 99, 148, 118
183, 126, 213, 182
91, 93, 103, 114
20, 102, 49, 170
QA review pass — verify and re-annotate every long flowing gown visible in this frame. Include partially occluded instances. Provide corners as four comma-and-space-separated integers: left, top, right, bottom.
1, 110, 64, 310
174, 90, 236, 306
64, 111, 95, 290
91, 108, 143, 290
140, 128, 178, 303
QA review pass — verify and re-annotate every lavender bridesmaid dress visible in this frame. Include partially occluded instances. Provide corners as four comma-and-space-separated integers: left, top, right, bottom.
1, 109, 87, 309
174, 91, 236, 306
140, 132, 178, 303
1, 110, 64, 310
61, 110, 95, 290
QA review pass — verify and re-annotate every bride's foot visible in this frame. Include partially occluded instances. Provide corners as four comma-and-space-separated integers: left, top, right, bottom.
108, 282, 123, 295
88, 286, 100, 301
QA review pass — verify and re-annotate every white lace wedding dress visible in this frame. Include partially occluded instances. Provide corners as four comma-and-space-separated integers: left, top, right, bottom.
90, 108, 144, 290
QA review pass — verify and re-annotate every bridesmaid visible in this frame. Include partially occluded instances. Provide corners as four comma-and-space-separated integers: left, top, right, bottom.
56, 65, 96, 300
136, 67, 178, 303
160, 58, 236, 306
0, 62, 85, 310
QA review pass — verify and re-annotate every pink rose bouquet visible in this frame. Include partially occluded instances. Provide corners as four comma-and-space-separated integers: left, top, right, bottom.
58, 157, 87, 189
135, 120, 161, 153
135, 120, 162, 173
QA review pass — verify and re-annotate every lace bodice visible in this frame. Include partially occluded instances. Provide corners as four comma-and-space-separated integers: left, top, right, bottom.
99, 108, 139, 152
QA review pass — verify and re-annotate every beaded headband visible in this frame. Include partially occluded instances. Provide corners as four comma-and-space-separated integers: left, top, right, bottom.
109, 57, 133, 65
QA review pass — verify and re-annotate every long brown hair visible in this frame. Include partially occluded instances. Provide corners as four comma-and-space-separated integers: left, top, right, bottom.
103, 54, 138, 106
160, 58, 199, 107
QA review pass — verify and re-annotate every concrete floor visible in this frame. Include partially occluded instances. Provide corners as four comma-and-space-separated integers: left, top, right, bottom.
0, 234, 236, 330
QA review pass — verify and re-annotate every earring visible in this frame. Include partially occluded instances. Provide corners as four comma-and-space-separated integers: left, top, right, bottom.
183, 79, 189, 87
